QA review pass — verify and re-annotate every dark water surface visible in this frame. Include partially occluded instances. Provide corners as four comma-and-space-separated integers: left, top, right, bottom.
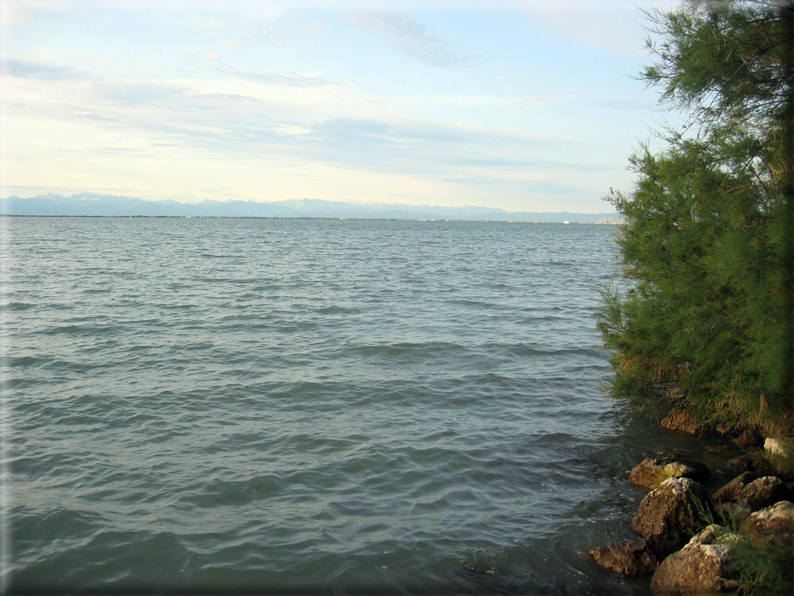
1, 217, 722, 594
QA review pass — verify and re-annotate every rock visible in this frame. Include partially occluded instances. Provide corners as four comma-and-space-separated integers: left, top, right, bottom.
650, 524, 736, 595
728, 454, 779, 477
712, 471, 757, 502
630, 455, 709, 490
589, 539, 659, 576
714, 422, 745, 437
661, 408, 703, 435
632, 477, 717, 556
764, 437, 787, 456
733, 430, 763, 447
740, 500, 794, 543
764, 437, 781, 454
736, 476, 793, 511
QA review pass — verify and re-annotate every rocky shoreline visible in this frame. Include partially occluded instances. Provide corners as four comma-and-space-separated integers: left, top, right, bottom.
589, 407, 794, 594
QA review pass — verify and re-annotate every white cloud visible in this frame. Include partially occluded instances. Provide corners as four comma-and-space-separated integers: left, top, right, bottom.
219, 66, 334, 88
0, 2, 27, 26
3, 59, 84, 81
511, 0, 679, 57
1, 0, 672, 211
273, 124, 313, 136
353, 10, 472, 67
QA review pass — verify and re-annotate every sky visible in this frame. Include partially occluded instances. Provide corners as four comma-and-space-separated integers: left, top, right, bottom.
0, 0, 685, 213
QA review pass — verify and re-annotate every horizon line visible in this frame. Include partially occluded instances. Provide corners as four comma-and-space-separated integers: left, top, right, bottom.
1, 192, 618, 216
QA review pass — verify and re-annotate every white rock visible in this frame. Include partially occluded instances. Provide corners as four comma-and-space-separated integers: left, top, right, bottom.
764, 437, 784, 455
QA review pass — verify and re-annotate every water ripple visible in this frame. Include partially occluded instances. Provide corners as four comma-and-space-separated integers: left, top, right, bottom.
5, 218, 668, 595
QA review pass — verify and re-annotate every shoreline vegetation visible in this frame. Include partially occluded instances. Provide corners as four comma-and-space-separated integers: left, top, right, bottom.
592, 1, 794, 593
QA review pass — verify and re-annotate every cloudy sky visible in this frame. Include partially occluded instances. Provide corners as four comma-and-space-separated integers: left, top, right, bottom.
1, 0, 683, 213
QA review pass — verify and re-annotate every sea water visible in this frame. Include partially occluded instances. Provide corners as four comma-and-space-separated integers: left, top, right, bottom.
2, 217, 719, 594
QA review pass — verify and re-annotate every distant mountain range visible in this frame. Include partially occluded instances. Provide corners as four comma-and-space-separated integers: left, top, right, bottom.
0, 193, 622, 223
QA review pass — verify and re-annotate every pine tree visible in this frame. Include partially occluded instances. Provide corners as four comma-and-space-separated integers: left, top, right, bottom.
598, 0, 794, 433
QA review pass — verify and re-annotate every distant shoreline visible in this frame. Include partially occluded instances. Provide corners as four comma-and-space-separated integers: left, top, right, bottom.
0, 214, 621, 224
0, 193, 622, 223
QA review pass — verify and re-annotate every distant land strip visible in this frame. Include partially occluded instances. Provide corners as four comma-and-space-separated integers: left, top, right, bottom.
0, 193, 623, 223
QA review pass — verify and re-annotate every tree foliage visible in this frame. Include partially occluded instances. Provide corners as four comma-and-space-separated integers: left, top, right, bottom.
597, 0, 794, 433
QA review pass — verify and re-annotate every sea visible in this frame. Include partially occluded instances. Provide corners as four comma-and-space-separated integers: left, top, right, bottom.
1, 216, 728, 595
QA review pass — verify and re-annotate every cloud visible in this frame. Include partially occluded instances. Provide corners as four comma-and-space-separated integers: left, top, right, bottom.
520, 0, 680, 58
182, 55, 335, 87
442, 176, 588, 196
444, 176, 500, 186
310, 117, 470, 145
589, 97, 656, 111
305, 117, 569, 150
276, 117, 607, 178
353, 11, 471, 67
0, 2, 27, 26
273, 124, 313, 136
521, 180, 587, 196
224, 67, 333, 88
99, 82, 188, 106
3, 59, 82, 81
5, 60, 605, 183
